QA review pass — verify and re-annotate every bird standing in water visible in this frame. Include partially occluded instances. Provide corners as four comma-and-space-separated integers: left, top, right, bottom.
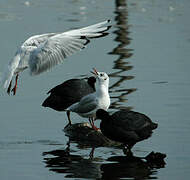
67, 68, 110, 130
0, 20, 111, 95
96, 109, 158, 155
42, 76, 96, 126
42, 76, 96, 111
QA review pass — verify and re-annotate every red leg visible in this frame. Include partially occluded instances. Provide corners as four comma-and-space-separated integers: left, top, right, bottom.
88, 118, 93, 126
11, 74, 19, 95
89, 117, 99, 131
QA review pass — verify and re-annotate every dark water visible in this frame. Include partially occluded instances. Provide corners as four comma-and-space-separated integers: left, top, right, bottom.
0, 0, 190, 179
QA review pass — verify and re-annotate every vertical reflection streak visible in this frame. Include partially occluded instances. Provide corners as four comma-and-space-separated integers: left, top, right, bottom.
109, 0, 137, 110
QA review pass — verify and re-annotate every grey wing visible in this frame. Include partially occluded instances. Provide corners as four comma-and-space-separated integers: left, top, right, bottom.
28, 35, 89, 75
69, 95, 98, 114
63, 20, 111, 38
28, 20, 111, 75
22, 33, 58, 47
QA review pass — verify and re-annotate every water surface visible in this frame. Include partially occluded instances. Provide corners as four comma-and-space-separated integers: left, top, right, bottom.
0, 0, 190, 179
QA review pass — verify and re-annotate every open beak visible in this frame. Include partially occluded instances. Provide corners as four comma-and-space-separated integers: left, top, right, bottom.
90, 68, 98, 76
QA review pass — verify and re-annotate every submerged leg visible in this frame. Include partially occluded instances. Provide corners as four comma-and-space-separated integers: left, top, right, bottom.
89, 147, 95, 159
11, 74, 19, 95
7, 80, 12, 95
66, 111, 72, 126
65, 140, 71, 154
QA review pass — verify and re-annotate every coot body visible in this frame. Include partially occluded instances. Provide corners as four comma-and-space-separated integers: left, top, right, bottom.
96, 109, 158, 152
42, 77, 96, 111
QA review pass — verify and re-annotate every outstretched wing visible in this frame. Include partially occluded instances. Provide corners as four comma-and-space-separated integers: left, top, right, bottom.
28, 20, 111, 75
29, 36, 89, 75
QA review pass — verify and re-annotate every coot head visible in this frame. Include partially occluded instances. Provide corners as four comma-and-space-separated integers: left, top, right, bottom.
96, 109, 110, 121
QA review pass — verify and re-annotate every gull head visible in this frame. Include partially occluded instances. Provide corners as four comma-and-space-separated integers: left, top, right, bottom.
91, 68, 109, 88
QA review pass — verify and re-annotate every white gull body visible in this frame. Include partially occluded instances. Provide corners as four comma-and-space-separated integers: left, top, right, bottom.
67, 69, 110, 127
0, 20, 111, 95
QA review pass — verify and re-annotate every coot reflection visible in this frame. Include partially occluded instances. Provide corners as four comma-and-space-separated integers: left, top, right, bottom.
43, 146, 166, 180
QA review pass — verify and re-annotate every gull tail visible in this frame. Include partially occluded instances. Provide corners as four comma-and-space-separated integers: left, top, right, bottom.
1, 65, 14, 90
1, 52, 21, 92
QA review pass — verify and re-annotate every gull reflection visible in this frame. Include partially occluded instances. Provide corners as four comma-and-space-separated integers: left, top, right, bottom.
109, 0, 136, 110
43, 142, 102, 179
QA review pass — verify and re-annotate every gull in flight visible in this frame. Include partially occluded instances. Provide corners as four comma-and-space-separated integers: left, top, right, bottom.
66, 68, 110, 130
1, 20, 111, 95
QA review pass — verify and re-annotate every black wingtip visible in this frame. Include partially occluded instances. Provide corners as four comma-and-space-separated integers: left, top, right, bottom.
107, 25, 112, 31
89, 32, 110, 39
84, 38, 90, 46
80, 36, 90, 47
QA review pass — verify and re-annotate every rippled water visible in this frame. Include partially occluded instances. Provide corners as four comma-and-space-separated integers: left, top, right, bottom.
0, 0, 190, 179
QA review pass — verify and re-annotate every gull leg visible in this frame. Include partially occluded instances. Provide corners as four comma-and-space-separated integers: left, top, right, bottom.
88, 117, 93, 126
66, 111, 72, 126
90, 117, 99, 131
7, 80, 12, 95
11, 74, 19, 95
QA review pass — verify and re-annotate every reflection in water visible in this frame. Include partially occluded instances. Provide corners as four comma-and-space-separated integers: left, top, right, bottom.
109, 0, 136, 110
43, 143, 166, 179
43, 143, 102, 179
101, 153, 166, 180
42, 1, 166, 179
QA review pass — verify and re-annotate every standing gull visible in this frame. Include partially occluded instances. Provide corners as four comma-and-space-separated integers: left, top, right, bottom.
96, 109, 158, 155
42, 76, 96, 126
67, 68, 110, 130
0, 20, 111, 95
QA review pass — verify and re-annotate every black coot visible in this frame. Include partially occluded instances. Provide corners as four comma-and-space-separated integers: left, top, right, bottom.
42, 76, 96, 125
96, 109, 158, 155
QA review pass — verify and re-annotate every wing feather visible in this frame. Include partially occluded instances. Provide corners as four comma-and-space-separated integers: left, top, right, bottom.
68, 94, 98, 114
28, 20, 111, 75
29, 36, 88, 75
